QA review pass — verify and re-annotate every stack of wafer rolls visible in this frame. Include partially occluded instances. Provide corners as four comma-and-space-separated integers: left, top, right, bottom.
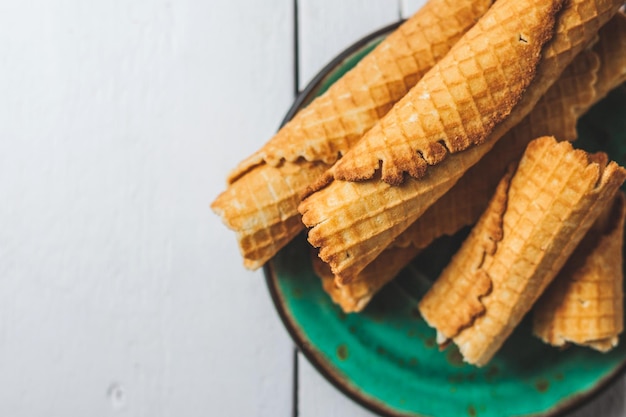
299, 0, 624, 285
418, 137, 626, 366
533, 193, 626, 352
211, 0, 494, 269
315, 44, 597, 313
318, 12, 626, 313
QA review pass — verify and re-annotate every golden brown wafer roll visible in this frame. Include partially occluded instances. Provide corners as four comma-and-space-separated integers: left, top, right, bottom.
419, 137, 626, 366
214, 161, 328, 269
313, 246, 419, 313
533, 193, 626, 352
593, 12, 626, 100
300, 0, 623, 284
211, 0, 494, 269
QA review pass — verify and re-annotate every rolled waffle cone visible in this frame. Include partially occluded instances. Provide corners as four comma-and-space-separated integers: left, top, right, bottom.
213, 161, 328, 269
313, 246, 418, 313
533, 193, 626, 352
418, 137, 626, 366
593, 12, 626, 100
300, 0, 623, 284
211, 0, 494, 269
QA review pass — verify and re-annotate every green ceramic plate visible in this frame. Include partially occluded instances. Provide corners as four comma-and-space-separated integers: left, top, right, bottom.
265, 22, 626, 417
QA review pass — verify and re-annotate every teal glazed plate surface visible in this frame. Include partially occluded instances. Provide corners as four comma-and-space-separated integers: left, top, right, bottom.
264, 22, 626, 417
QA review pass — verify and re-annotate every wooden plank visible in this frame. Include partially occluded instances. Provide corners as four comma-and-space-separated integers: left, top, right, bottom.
298, 356, 379, 417
570, 378, 626, 417
297, 0, 401, 90
399, 0, 428, 19
0, 0, 294, 416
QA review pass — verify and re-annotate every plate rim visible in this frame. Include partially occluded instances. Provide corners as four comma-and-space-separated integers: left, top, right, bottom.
263, 20, 626, 417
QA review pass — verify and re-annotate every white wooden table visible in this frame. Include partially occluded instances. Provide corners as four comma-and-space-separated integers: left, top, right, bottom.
0, 1, 624, 415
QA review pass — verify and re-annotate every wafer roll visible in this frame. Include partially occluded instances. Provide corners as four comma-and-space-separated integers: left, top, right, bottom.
313, 246, 418, 313
533, 193, 626, 352
593, 12, 626, 100
300, 0, 623, 284
214, 161, 328, 269
418, 137, 626, 366
212, 0, 493, 269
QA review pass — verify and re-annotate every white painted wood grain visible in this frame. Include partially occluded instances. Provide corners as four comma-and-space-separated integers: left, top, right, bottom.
0, 1, 294, 416
297, 0, 402, 91
570, 378, 626, 417
299, 356, 378, 417
399, 0, 428, 19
